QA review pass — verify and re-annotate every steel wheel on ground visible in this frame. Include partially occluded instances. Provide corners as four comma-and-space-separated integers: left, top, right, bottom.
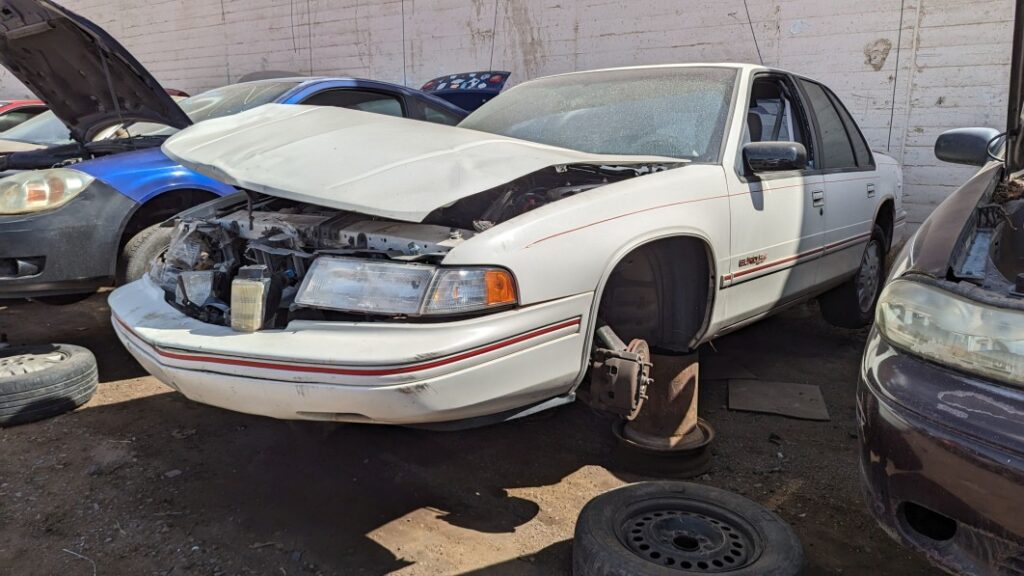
573, 482, 803, 576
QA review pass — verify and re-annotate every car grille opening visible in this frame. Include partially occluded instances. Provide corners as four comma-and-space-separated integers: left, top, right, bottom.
901, 502, 957, 542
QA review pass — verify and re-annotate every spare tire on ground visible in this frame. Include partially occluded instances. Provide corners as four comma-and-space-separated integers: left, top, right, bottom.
0, 344, 98, 427
573, 481, 803, 576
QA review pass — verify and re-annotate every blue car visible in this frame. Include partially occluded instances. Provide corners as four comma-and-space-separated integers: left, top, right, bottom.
0, 0, 474, 303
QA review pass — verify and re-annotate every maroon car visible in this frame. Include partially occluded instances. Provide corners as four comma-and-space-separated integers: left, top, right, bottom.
858, 1, 1024, 573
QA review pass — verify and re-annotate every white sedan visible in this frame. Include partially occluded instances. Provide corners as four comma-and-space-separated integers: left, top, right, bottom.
109, 64, 905, 426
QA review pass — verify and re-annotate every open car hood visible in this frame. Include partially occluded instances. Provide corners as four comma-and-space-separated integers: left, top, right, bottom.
0, 0, 190, 142
162, 104, 684, 222
1008, 0, 1024, 174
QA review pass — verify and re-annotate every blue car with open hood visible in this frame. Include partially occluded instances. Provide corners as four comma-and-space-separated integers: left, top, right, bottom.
0, 0, 479, 303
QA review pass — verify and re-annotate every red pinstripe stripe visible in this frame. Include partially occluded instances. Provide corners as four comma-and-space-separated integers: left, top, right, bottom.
722, 231, 872, 282
114, 316, 581, 377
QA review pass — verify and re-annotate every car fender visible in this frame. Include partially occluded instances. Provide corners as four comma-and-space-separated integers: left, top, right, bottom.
73, 147, 237, 204
443, 164, 729, 303
441, 164, 730, 380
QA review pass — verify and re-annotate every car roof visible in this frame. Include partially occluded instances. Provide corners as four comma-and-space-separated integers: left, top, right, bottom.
531, 63, 790, 82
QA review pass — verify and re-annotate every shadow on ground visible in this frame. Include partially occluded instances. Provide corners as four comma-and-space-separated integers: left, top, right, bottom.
0, 294, 940, 575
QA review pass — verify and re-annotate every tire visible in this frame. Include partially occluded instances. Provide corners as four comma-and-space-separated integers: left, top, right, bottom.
0, 344, 98, 427
572, 482, 804, 576
119, 224, 174, 284
819, 225, 886, 329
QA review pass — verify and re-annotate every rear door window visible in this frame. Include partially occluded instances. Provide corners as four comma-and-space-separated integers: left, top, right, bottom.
799, 80, 857, 170
301, 89, 405, 117
827, 90, 874, 167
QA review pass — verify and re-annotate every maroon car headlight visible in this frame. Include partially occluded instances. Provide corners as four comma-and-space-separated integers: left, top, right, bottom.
876, 279, 1024, 386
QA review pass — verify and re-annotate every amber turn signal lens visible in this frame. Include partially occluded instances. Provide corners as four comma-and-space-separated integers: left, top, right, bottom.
484, 269, 516, 306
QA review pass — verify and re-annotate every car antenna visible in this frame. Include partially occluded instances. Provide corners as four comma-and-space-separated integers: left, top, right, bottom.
97, 41, 132, 150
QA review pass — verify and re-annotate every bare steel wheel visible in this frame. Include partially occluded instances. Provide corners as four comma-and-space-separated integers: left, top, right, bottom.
819, 225, 887, 329
573, 482, 803, 575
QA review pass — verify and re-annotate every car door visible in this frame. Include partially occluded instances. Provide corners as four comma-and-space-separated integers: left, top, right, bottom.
723, 73, 825, 322
797, 79, 879, 286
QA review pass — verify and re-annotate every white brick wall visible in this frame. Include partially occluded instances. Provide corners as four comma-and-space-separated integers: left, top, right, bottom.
2, 0, 1013, 224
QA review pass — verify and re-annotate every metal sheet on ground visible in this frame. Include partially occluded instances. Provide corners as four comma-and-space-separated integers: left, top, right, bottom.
727, 379, 830, 421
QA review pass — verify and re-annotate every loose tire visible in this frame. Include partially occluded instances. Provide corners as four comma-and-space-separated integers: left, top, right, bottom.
0, 344, 98, 427
573, 482, 804, 576
119, 224, 174, 284
819, 225, 887, 329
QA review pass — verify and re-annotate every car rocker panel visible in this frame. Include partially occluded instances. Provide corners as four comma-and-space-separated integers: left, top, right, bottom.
111, 64, 902, 425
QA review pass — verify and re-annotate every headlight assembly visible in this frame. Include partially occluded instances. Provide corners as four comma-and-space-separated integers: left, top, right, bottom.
0, 168, 94, 215
876, 279, 1024, 386
295, 256, 517, 317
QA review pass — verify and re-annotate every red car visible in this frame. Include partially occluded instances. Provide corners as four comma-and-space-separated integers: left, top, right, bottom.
0, 98, 45, 131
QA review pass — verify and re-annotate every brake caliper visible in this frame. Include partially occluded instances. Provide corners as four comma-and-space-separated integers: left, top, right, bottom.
589, 325, 652, 420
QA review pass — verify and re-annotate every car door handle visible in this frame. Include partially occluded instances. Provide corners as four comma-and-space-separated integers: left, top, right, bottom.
811, 190, 824, 207
867, 183, 876, 197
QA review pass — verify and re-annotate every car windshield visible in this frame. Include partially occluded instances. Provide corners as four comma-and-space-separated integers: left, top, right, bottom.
0, 110, 72, 146
0, 81, 301, 145
458, 67, 737, 162
129, 80, 301, 137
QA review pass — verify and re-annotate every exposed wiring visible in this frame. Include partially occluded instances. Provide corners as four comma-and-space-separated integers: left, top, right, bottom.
886, 0, 906, 151
741, 0, 763, 65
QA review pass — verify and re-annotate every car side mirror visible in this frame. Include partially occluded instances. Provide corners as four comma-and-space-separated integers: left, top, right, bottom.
935, 127, 1002, 166
742, 142, 808, 173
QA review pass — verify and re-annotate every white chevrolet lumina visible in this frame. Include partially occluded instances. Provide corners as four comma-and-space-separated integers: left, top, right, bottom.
109, 64, 904, 427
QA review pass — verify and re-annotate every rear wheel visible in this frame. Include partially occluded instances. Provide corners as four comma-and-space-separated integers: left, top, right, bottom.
819, 225, 886, 329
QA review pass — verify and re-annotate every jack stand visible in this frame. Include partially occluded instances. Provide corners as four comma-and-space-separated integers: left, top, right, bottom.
611, 352, 715, 478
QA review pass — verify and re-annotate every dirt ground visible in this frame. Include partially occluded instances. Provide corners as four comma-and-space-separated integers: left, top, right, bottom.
0, 293, 941, 576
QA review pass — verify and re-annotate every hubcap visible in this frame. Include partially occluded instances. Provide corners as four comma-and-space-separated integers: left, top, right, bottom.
0, 348, 69, 378
620, 499, 761, 571
856, 239, 882, 313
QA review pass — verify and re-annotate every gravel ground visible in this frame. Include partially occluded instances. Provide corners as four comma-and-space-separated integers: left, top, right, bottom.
0, 293, 941, 575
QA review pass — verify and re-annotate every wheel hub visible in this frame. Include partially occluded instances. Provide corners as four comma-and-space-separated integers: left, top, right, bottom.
856, 239, 882, 313
0, 349, 69, 378
621, 500, 758, 572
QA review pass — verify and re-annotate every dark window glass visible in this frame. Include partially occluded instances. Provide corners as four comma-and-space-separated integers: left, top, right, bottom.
422, 103, 462, 126
826, 88, 873, 167
0, 109, 44, 132
302, 90, 404, 117
799, 80, 857, 170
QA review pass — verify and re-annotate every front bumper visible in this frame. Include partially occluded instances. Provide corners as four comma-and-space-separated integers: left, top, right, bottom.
0, 180, 135, 298
110, 276, 593, 425
858, 329, 1024, 574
